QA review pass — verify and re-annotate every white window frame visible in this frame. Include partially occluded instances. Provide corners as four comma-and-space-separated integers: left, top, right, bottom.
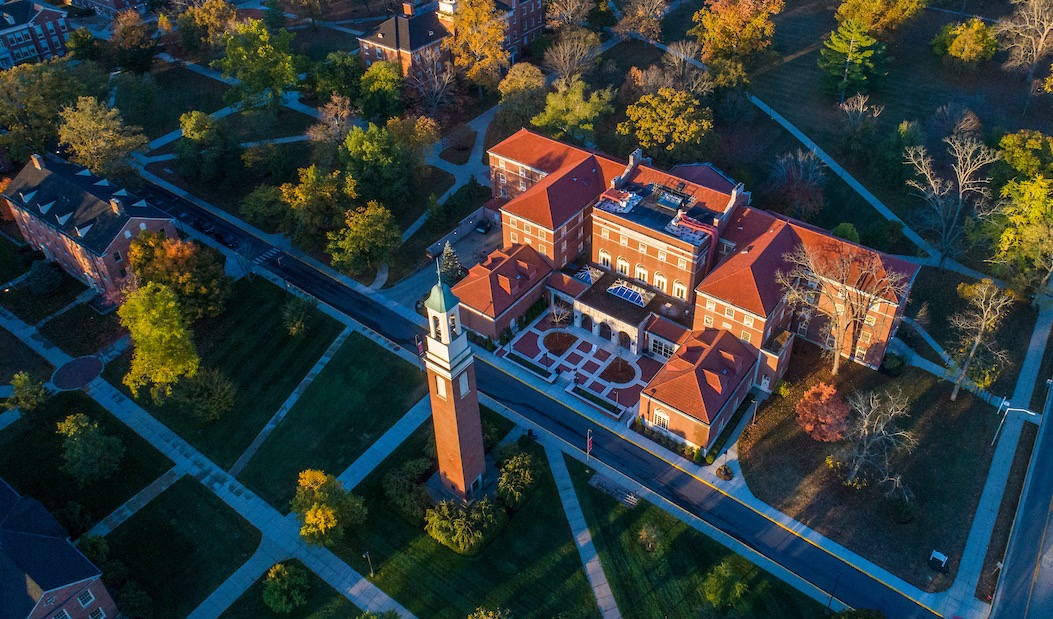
78, 589, 95, 607
865, 315, 877, 326
616, 257, 629, 275
89, 610, 106, 619
705, 299, 716, 311
724, 307, 735, 319
741, 331, 752, 343
458, 372, 469, 397
653, 410, 670, 430
635, 265, 648, 282
743, 315, 754, 328
654, 273, 666, 292
703, 315, 714, 327
673, 281, 687, 300
599, 250, 611, 268
435, 375, 447, 399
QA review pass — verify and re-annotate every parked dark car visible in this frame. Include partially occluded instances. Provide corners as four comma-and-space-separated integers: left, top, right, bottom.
475, 218, 492, 234
191, 218, 215, 234
213, 230, 239, 249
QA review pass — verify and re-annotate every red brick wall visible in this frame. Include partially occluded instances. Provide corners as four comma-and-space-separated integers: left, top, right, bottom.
0, 8, 70, 68
692, 292, 768, 348
427, 362, 486, 498
28, 578, 117, 619
459, 276, 547, 340
489, 154, 547, 201
501, 210, 585, 269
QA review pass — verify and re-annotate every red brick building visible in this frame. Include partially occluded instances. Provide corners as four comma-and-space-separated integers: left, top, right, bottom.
358, 0, 544, 77
452, 243, 551, 340
2, 155, 177, 296
0, 0, 70, 69
1, 478, 119, 619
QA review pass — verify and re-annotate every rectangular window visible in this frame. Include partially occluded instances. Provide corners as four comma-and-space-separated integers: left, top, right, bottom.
797, 321, 808, 336
678, 258, 687, 269
743, 315, 754, 327
435, 376, 446, 399
703, 315, 714, 327
539, 244, 546, 256
855, 346, 868, 359
658, 250, 666, 261
519, 180, 526, 191
861, 331, 872, 344
650, 338, 675, 358
653, 410, 669, 430
638, 242, 647, 253
724, 307, 735, 319
578, 241, 583, 252
89, 610, 106, 619
54, 611, 71, 619
519, 166, 527, 176
620, 235, 628, 246
499, 172, 506, 183
741, 331, 752, 343
78, 590, 95, 607
705, 299, 716, 311
458, 373, 469, 397
112, 251, 122, 263
865, 315, 877, 326
601, 229, 609, 239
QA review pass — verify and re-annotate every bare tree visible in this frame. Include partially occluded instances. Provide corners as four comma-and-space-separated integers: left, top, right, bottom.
931, 103, 982, 138
307, 95, 356, 169
544, 29, 601, 87
662, 40, 715, 96
614, 0, 667, 41
837, 389, 918, 487
904, 134, 1000, 260
409, 50, 458, 115
838, 94, 883, 160
777, 241, 909, 376
770, 149, 826, 218
995, 0, 1053, 83
547, 0, 592, 31
551, 301, 573, 327
949, 279, 1013, 400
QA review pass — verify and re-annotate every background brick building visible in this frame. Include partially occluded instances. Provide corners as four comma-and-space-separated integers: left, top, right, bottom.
0, 0, 70, 69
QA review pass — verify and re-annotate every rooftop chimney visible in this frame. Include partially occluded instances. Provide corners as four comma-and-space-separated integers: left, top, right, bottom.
30, 154, 43, 170
402, 1, 414, 16
110, 197, 123, 214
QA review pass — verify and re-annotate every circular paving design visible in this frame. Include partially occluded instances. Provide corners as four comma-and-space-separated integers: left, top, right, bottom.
52, 356, 104, 391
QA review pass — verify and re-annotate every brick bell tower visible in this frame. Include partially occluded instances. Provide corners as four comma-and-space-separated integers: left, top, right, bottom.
423, 274, 486, 499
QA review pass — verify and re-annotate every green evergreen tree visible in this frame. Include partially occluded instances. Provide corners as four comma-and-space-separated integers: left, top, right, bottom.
56, 414, 125, 488
439, 241, 463, 285
818, 20, 885, 100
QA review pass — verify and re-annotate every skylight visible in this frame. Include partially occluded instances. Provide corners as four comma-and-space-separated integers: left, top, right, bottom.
607, 279, 655, 308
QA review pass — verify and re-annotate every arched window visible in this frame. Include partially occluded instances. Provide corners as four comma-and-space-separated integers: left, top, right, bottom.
653, 273, 667, 293
673, 280, 687, 300
635, 264, 648, 282
599, 250, 611, 268
448, 314, 458, 336
616, 257, 629, 275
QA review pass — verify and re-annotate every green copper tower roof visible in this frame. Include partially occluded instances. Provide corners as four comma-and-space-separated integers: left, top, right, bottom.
425, 262, 459, 313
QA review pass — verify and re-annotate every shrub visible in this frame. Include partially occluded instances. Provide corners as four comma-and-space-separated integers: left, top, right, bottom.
702, 556, 752, 610
117, 581, 153, 618
882, 353, 905, 376
775, 380, 791, 398
497, 452, 537, 508
382, 457, 433, 523
55, 502, 92, 537
638, 522, 660, 552
5, 371, 48, 412
264, 562, 310, 613
27, 260, 60, 295
888, 495, 916, 524
171, 367, 236, 420
424, 498, 507, 555
282, 296, 317, 337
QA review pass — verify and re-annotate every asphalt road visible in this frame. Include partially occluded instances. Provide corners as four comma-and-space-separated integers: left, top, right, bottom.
144, 184, 944, 619
991, 383, 1053, 619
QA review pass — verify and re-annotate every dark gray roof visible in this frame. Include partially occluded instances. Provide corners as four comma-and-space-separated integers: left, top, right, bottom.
0, 478, 102, 618
575, 271, 692, 329
0, 1, 64, 30
3, 155, 172, 256
361, 10, 449, 53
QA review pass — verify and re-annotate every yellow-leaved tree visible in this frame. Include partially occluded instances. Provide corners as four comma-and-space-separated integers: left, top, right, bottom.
118, 282, 200, 401
290, 469, 367, 546
444, 0, 508, 95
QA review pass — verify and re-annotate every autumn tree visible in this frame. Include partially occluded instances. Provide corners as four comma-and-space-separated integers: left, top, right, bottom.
949, 279, 1013, 400
998, 129, 1053, 179
110, 10, 157, 73
439, 241, 463, 285
777, 240, 909, 375
834, 0, 926, 33
312, 51, 363, 102
241, 185, 287, 231
176, 110, 242, 181
281, 164, 357, 244
385, 115, 440, 173
263, 563, 309, 613
408, 49, 458, 115
307, 96, 356, 169
547, 0, 592, 30
531, 78, 614, 143
290, 469, 367, 546
615, 0, 667, 41
905, 133, 1000, 260
56, 414, 125, 488
662, 40, 715, 96
5, 371, 48, 412
770, 149, 826, 218
498, 62, 546, 126
343, 122, 412, 207
619, 65, 672, 103
358, 60, 405, 120
544, 28, 601, 87
979, 175, 1053, 291
171, 367, 237, 420
128, 232, 231, 320
445, 0, 509, 94
327, 202, 402, 273
118, 282, 200, 400
66, 28, 100, 62
0, 59, 107, 160
833, 389, 918, 487
994, 0, 1053, 83
818, 20, 886, 100
468, 609, 513, 619
932, 18, 997, 65
177, 0, 237, 53
617, 87, 713, 154
689, 0, 784, 66
58, 97, 147, 177
796, 382, 850, 441
213, 19, 297, 109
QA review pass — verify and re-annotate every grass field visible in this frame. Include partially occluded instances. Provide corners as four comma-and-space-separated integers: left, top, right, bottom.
292, 26, 361, 62
566, 457, 824, 618
905, 267, 1036, 397
739, 342, 1000, 591
0, 391, 171, 533
330, 422, 599, 618
0, 326, 52, 383
103, 278, 343, 469
39, 303, 126, 358
117, 63, 231, 139
0, 270, 86, 325
660, 0, 701, 42
219, 559, 362, 619
226, 108, 315, 144
239, 332, 427, 510
398, 166, 457, 231
107, 477, 261, 619
0, 236, 32, 284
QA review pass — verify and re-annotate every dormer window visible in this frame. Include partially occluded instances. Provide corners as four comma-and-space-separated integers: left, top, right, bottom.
38, 200, 54, 214
56, 213, 71, 225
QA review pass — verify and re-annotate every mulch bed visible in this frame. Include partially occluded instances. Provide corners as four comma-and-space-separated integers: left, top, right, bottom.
600, 358, 635, 384
543, 332, 577, 356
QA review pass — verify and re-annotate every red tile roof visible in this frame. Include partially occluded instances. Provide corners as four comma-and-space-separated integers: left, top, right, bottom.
502, 155, 614, 229
452, 244, 553, 319
487, 128, 605, 174
644, 314, 691, 345
547, 272, 589, 299
643, 329, 755, 424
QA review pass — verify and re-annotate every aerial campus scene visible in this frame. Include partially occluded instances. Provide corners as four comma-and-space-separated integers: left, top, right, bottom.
3, 0, 1053, 618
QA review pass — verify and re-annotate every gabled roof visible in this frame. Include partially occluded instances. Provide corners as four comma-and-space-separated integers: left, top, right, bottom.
453, 244, 552, 319
669, 163, 737, 194
547, 272, 589, 299
0, 0, 64, 30
0, 478, 101, 619
502, 155, 616, 229
487, 128, 605, 174
644, 314, 691, 345
3, 156, 171, 255
360, 10, 449, 52
644, 329, 754, 424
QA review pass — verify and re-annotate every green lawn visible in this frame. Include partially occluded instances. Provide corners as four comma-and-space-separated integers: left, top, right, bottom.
0, 391, 172, 534
225, 108, 315, 144
292, 26, 361, 62
739, 342, 1000, 591
0, 236, 32, 283
103, 278, 343, 469
906, 267, 1036, 397
220, 559, 361, 619
660, 0, 701, 42
566, 457, 824, 618
107, 477, 262, 619
117, 63, 231, 139
397, 165, 457, 231
239, 332, 427, 510
590, 39, 666, 91
0, 326, 52, 383
39, 303, 126, 358
330, 421, 599, 618
0, 270, 87, 325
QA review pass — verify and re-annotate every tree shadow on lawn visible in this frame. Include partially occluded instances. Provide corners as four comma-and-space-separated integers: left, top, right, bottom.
738, 342, 999, 592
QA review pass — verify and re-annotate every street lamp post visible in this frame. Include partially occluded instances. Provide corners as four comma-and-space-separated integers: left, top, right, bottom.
362, 551, 374, 578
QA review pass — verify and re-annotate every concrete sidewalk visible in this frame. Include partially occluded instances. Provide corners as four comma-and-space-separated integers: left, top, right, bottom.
85, 466, 187, 538
188, 537, 290, 619
338, 396, 432, 489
